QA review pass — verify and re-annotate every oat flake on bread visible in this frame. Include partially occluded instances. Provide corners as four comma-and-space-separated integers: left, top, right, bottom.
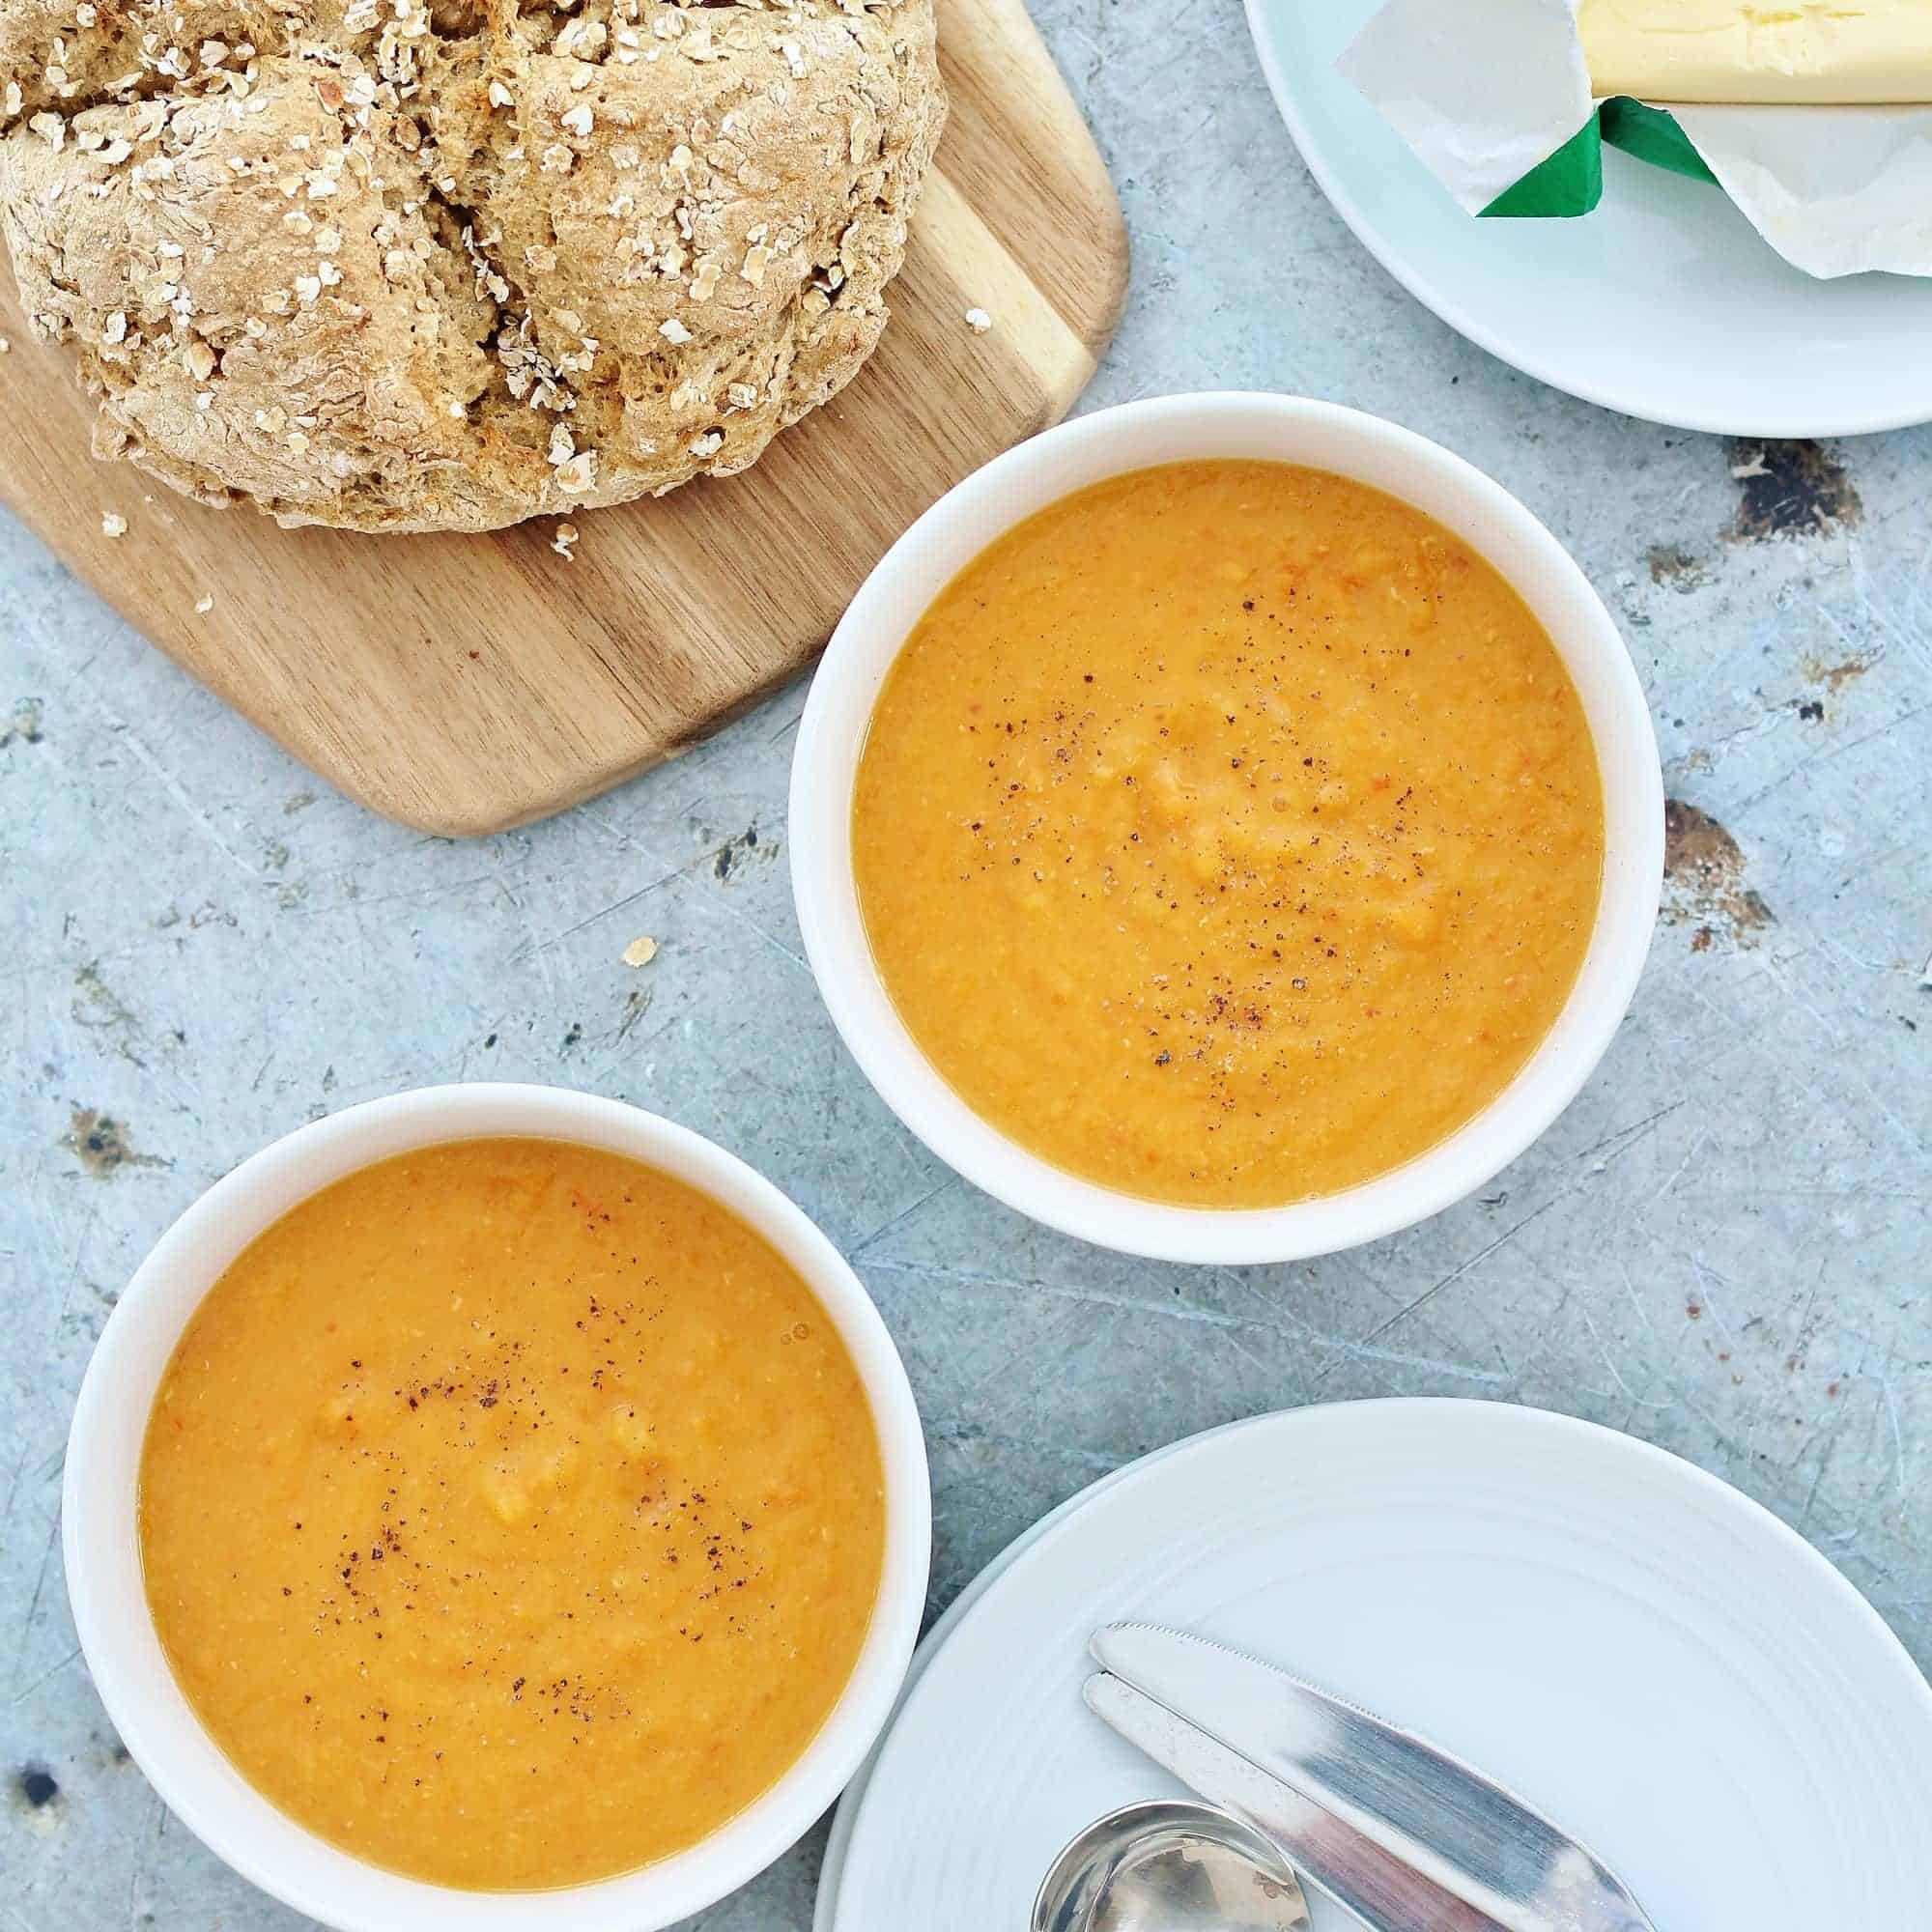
0, 0, 944, 531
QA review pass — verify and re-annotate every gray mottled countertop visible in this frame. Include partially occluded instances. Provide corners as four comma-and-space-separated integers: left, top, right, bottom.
4, 3, 1928, 1926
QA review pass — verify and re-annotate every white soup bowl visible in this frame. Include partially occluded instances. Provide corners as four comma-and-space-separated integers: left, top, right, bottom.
788, 392, 1663, 1264
63, 1083, 931, 1932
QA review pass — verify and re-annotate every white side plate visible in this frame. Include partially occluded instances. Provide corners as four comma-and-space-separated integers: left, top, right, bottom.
1246, 0, 1932, 437
820, 1399, 1932, 1931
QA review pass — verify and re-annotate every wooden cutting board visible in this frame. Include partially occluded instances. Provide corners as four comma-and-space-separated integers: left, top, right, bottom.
0, 0, 1124, 835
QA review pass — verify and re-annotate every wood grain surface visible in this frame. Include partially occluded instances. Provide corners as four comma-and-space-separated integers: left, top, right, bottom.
0, 0, 1126, 834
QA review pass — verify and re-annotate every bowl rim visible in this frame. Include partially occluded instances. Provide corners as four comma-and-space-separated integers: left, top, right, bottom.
788, 390, 1664, 1265
61, 1082, 932, 1932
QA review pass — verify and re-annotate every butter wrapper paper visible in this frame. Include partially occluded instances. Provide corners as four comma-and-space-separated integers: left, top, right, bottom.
1338, 0, 1932, 278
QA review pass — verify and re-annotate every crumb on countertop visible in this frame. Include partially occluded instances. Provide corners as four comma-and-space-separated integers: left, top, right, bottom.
963, 306, 992, 334
621, 935, 659, 968
100, 511, 127, 537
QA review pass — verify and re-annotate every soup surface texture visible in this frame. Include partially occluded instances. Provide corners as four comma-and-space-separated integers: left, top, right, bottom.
852, 460, 1605, 1207
139, 1138, 884, 1889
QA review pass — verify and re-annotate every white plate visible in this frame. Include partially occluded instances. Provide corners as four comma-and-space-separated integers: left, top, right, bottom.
1246, 0, 1932, 437
819, 1400, 1932, 1932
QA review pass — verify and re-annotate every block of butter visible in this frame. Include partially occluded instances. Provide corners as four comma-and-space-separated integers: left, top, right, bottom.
1579, 0, 1932, 104
1343, 0, 1932, 279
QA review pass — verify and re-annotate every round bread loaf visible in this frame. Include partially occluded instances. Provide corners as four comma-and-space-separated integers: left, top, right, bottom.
0, 0, 944, 531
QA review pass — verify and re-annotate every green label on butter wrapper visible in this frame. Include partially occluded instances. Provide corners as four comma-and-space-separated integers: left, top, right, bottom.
1599, 98, 1719, 185
1479, 117, 1603, 217
1479, 99, 1718, 219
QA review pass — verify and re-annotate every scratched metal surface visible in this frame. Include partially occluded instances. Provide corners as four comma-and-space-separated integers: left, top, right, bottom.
3, 4, 1928, 1926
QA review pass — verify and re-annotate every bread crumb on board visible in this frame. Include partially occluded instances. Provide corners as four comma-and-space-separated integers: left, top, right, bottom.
0, 337, 11, 355
194, 593, 215, 614
552, 521, 580, 561
963, 306, 992, 333
621, 935, 659, 968
100, 511, 127, 537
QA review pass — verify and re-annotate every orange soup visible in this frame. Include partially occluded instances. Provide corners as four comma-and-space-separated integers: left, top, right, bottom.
138, 1138, 885, 1889
852, 461, 1605, 1207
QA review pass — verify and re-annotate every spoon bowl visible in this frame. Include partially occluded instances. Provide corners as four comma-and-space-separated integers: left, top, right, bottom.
1033, 1797, 1311, 1932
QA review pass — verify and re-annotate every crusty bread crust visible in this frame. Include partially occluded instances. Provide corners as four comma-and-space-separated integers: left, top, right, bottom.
0, 0, 945, 531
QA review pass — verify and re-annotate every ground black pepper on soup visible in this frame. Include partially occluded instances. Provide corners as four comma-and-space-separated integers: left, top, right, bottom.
852, 461, 1605, 1206
138, 1138, 885, 1888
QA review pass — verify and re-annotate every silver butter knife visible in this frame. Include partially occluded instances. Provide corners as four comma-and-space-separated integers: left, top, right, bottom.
1089, 1623, 1659, 1932
1086, 1674, 1516, 1932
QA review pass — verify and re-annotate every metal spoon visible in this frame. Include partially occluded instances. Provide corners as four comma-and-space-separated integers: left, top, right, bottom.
1033, 1797, 1312, 1932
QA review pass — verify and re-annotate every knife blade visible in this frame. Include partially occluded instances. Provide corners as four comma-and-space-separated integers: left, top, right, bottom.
1090, 1623, 1658, 1932
1087, 1672, 1516, 1932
